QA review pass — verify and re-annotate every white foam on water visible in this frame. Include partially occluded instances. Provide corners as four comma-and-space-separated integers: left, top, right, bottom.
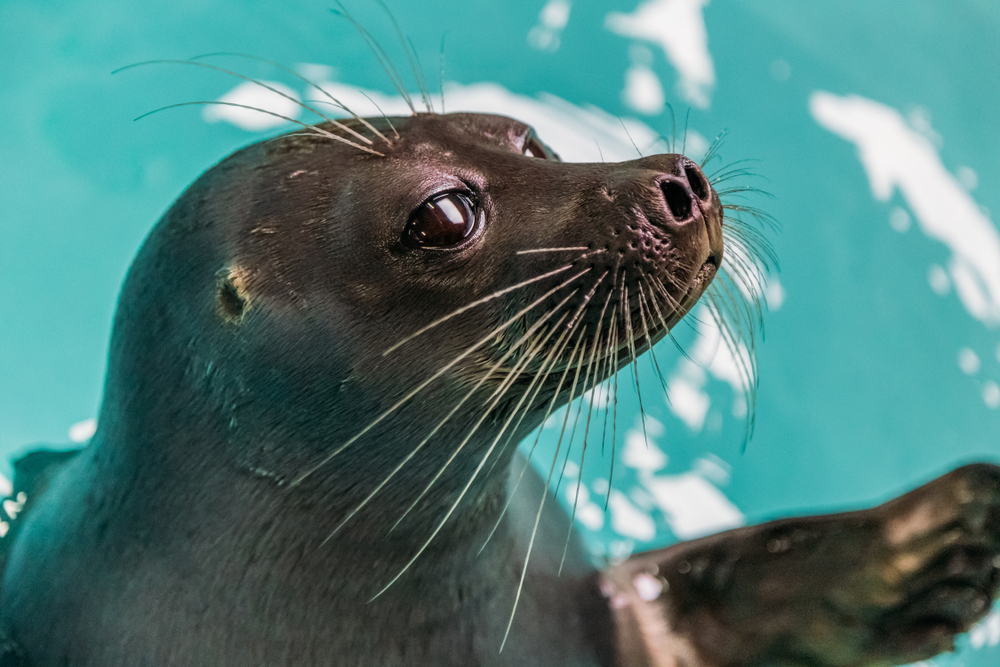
608, 489, 656, 540
582, 383, 612, 409
605, 0, 715, 109
983, 381, 1000, 410
889, 206, 912, 233
693, 454, 730, 485
957, 165, 979, 191
641, 470, 743, 539
623, 45, 665, 115
203, 80, 301, 131
769, 59, 791, 83
810, 92, 1000, 327
665, 370, 710, 431
959, 348, 981, 375
0, 473, 11, 498
528, 0, 572, 52
764, 276, 786, 310
928, 264, 951, 296
563, 480, 605, 530
970, 610, 1000, 649
622, 427, 668, 471
68, 418, 97, 443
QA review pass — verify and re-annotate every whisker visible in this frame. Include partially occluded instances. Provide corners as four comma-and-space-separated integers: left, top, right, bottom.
646, 276, 698, 364
499, 329, 589, 651
603, 292, 622, 511
373, 316, 588, 602
724, 203, 780, 234
374, 0, 434, 113
665, 102, 677, 154
387, 289, 583, 533
622, 286, 650, 458
115, 59, 376, 148
545, 326, 592, 500
331, 2, 416, 114
557, 294, 610, 575
619, 117, 643, 158
515, 247, 590, 255
438, 33, 447, 114
130, 101, 384, 156
382, 263, 577, 356
190, 52, 392, 146
699, 129, 729, 170
552, 270, 611, 498
290, 267, 592, 487
358, 90, 401, 140
597, 265, 622, 460
478, 318, 580, 554
326, 292, 576, 543
705, 296, 758, 445
680, 108, 690, 157
710, 163, 767, 186
636, 284, 669, 392
566, 268, 610, 332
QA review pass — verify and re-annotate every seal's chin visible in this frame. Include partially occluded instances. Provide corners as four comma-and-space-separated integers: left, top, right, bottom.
619, 253, 720, 356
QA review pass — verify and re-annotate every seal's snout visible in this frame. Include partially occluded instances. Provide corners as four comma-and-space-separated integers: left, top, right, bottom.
657, 159, 711, 227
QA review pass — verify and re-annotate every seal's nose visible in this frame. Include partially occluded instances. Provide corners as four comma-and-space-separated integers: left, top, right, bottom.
657, 159, 711, 228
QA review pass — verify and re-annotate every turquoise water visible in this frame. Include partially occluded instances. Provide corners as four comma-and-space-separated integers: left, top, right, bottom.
3, 0, 1000, 662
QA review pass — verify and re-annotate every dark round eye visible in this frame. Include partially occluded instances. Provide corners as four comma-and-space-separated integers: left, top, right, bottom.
403, 192, 479, 249
523, 137, 547, 158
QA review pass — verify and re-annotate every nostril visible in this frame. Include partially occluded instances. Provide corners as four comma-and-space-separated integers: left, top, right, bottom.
661, 179, 692, 221
684, 162, 709, 201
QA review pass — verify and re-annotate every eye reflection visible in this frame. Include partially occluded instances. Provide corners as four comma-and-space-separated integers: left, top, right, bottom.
403, 193, 479, 249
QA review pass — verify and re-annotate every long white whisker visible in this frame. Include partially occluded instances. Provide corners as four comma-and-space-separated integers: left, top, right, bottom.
515, 246, 590, 255
324, 293, 576, 543
382, 264, 578, 356
636, 284, 670, 392
290, 267, 592, 487
621, 285, 650, 460
387, 289, 582, 533
477, 316, 580, 555
116, 59, 376, 148
132, 101, 385, 156
191, 52, 392, 146
499, 329, 589, 651
557, 285, 612, 574
372, 315, 588, 601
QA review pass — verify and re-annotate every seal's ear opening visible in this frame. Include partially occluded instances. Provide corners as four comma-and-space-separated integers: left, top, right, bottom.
216, 268, 250, 323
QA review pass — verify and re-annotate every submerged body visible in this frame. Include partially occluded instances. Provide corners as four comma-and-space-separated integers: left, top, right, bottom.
1, 112, 998, 667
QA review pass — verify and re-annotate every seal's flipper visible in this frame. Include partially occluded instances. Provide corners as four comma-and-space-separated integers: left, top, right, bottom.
601, 463, 1000, 667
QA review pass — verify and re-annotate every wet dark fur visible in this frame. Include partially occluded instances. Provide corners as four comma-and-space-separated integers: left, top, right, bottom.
1, 112, 999, 667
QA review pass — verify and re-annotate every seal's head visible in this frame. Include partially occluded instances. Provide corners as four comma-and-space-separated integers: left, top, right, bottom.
97, 111, 725, 525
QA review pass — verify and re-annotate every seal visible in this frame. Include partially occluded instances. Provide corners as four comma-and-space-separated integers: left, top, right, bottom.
1, 108, 999, 667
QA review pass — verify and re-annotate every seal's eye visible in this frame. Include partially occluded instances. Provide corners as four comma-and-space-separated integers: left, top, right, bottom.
523, 137, 547, 159
403, 192, 479, 249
